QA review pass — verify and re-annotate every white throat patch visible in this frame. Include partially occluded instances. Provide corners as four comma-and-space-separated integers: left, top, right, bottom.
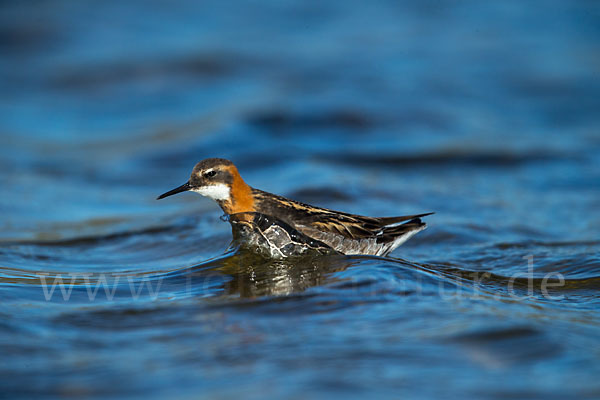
191, 184, 231, 201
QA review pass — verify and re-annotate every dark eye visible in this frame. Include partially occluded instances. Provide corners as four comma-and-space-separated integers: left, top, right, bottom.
204, 170, 217, 178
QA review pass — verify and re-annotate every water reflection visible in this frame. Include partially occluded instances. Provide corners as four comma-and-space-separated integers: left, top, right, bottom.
188, 211, 354, 297
212, 251, 356, 297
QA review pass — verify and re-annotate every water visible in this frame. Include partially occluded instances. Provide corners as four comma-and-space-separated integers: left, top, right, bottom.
1, 0, 599, 398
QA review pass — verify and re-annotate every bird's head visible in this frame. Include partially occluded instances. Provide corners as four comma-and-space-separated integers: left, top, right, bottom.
157, 158, 254, 214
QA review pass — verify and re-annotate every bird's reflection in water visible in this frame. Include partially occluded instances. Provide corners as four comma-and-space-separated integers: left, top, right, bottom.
188, 212, 359, 298
216, 250, 358, 297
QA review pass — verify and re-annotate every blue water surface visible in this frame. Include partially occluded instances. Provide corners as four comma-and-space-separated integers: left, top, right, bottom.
1, 1, 599, 399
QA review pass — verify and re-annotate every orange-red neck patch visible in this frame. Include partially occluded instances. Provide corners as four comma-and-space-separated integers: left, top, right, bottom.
221, 165, 255, 214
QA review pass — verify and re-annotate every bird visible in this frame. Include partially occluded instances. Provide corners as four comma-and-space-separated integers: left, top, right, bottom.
157, 158, 432, 257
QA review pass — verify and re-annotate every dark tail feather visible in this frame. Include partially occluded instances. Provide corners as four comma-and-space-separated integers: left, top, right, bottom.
379, 212, 434, 226
377, 216, 428, 244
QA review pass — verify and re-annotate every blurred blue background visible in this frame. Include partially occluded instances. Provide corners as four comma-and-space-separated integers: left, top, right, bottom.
1, 1, 599, 399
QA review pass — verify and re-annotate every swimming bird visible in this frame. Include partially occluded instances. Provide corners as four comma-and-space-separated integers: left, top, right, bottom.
157, 158, 432, 257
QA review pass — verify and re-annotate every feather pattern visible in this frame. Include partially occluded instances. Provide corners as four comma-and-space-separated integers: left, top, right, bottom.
251, 189, 432, 256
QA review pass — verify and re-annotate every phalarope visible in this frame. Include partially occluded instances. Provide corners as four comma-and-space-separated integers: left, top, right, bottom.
157, 158, 432, 257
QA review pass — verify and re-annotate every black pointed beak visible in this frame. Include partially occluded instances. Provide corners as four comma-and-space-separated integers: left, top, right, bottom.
156, 182, 191, 200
